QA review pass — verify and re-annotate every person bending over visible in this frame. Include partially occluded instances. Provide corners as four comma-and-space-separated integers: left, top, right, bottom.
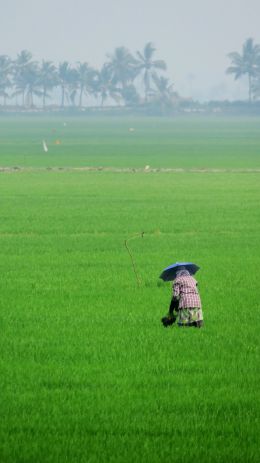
162, 268, 203, 328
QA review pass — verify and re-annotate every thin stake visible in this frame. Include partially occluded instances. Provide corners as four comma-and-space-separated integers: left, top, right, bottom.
124, 232, 144, 286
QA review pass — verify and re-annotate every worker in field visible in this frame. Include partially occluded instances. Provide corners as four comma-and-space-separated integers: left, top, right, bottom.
160, 263, 203, 328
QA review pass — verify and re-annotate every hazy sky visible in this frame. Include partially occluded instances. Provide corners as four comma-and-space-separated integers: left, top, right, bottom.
1, 0, 260, 100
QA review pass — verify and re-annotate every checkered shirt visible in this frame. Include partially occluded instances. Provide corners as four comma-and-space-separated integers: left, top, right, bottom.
172, 275, 201, 309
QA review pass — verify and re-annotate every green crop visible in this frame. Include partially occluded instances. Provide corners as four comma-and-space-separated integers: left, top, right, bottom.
0, 117, 259, 463
0, 116, 260, 169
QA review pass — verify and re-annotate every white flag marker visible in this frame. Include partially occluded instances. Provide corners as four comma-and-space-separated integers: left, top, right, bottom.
42, 140, 48, 153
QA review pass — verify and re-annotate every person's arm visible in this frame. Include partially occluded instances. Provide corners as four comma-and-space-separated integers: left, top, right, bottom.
168, 296, 179, 315
173, 280, 180, 299
161, 282, 179, 327
168, 281, 179, 317
168, 283, 179, 317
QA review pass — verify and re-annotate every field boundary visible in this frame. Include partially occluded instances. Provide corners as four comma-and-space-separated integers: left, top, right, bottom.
1, 166, 260, 174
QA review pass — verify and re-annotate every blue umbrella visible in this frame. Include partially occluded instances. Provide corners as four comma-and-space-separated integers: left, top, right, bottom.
160, 262, 200, 281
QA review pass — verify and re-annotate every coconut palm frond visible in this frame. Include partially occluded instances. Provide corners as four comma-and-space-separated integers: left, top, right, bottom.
226, 66, 243, 79
105, 47, 137, 90
227, 38, 260, 101
152, 60, 167, 70
135, 42, 167, 102
143, 42, 156, 60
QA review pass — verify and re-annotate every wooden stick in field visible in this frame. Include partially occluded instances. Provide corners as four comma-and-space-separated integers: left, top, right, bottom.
124, 232, 144, 287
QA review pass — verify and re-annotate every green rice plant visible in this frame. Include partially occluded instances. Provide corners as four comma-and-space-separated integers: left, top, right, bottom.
0, 118, 259, 462
0, 116, 260, 168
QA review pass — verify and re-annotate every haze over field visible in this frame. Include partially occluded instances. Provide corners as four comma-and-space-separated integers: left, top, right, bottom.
1, 0, 260, 101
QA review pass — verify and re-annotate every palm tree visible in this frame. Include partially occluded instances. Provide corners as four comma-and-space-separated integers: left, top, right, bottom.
13, 50, 34, 105
0, 55, 12, 106
69, 69, 81, 106
151, 74, 176, 108
77, 62, 88, 107
76, 62, 99, 107
58, 62, 75, 107
136, 42, 167, 102
252, 74, 260, 100
121, 84, 140, 106
227, 38, 260, 102
39, 61, 58, 107
96, 64, 121, 106
106, 47, 137, 90
14, 62, 42, 107
16, 50, 33, 66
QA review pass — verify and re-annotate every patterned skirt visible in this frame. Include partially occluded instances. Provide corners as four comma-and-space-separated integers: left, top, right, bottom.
177, 307, 203, 326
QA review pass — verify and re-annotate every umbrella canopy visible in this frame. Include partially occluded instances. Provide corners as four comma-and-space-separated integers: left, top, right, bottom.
160, 262, 200, 281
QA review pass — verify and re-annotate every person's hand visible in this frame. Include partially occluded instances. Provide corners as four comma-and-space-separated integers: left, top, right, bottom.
161, 315, 176, 327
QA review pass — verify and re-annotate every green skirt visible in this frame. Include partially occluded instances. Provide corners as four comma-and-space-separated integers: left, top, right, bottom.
177, 307, 203, 326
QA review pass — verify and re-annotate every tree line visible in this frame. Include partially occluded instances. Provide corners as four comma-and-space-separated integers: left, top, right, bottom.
0, 43, 175, 109
0, 39, 260, 109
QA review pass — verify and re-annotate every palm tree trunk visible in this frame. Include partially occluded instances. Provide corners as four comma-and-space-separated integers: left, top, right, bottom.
145, 88, 148, 104
79, 86, 83, 107
27, 90, 34, 108
144, 70, 149, 104
144, 69, 150, 103
248, 74, 252, 102
61, 85, 65, 107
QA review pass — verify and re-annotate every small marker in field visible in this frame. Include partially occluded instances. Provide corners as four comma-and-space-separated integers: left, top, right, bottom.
144, 165, 150, 171
129, 127, 135, 132
42, 140, 48, 153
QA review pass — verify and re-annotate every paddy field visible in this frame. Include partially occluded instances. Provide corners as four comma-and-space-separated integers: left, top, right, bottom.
0, 116, 259, 462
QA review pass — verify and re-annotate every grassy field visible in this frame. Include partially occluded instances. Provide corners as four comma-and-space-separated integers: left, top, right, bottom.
0, 117, 260, 463
0, 116, 260, 168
